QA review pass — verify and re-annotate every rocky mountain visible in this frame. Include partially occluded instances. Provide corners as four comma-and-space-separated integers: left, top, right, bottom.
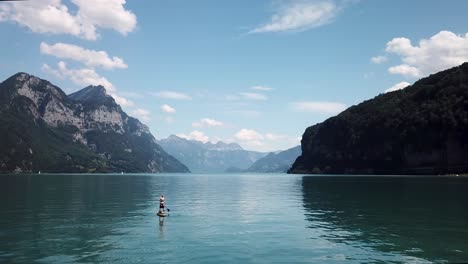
158, 135, 267, 173
0, 73, 189, 173
246, 146, 301, 173
289, 63, 468, 175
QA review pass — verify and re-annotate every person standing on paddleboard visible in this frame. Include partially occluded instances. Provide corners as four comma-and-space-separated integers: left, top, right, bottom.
159, 194, 165, 213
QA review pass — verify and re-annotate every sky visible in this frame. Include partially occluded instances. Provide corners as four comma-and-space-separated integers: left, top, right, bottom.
1, 0, 468, 152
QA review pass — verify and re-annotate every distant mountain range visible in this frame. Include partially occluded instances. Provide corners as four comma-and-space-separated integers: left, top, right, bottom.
0, 73, 189, 173
289, 63, 468, 175
246, 146, 301, 173
158, 135, 267, 173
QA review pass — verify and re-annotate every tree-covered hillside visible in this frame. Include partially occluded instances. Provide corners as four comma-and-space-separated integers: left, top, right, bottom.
289, 63, 468, 175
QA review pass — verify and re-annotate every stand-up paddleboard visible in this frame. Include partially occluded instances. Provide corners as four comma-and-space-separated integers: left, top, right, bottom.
157, 211, 169, 217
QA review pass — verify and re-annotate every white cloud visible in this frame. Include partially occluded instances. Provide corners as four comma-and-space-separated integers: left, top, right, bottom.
152, 91, 192, 100
235, 129, 264, 141
370, 55, 388, 64
111, 94, 134, 107
240, 92, 267, 100
42, 61, 114, 90
388, 64, 421, 78
192, 118, 224, 128
132, 108, 151, 123
71, 0, 137, 36
235, 129, 265, 150
385, 31, 468, 78
177, 130, 209, 143
0, 0, 136, 40
385, 81, 411, 93
40, 42, 127, 70
250, 0, 340, 33
161, 104, 176, 113
291, 101, 347, 114
251, 85, 273, 91
41, 61, 134, 107
234, 129, 300, 152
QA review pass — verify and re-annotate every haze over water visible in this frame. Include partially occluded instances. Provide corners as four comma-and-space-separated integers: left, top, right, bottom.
1, 174, 467, 263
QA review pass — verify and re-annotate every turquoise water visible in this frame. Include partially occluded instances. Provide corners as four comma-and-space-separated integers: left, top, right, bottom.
1, 174, 467, 263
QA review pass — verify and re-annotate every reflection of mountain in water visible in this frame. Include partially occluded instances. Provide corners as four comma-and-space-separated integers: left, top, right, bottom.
301, 176, 468, 263
0, 174, 158, 263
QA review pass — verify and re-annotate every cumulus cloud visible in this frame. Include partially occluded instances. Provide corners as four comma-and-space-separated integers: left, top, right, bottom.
385, 31, 468, 78
177, 130, 209, 143
0, 0, 136, 40
251, 85, 273, 91
192, 118, 224, 128
42, 61, 114, 90
385, 81, 411, 93
152, 91, 192, 100
235, 129, 264, 149
370, 55, 388, 64
388, 64, 421, 78
40, 42, 127, 69
132, 108, 151, 123
235, 129, 264, 141
234, 129, 300, 152
72, 0, 136, 36
250, 0, 340, 33
161, 104, 176, 113
111, 94, 134, 107
41, 61, 133, 106
240, 92, 267, 100
290, 101, 347, 114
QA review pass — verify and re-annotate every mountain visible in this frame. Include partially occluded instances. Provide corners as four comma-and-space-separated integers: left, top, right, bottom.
289, 63, 468, 175
246, 146, 301, 173
158, 135, 267, 173
0, 73, 189, 173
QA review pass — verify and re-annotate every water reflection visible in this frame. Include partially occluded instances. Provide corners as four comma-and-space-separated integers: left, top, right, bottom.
158, 216, 165, 239
0, 174, 156, 263
301, 176, 468, 263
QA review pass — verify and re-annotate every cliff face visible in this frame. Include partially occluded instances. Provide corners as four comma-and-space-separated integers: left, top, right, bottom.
0, 73, 189, 173
289, 63, 468, 175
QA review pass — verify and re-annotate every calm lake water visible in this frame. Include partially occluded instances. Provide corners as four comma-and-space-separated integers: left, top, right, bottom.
1, 173, 467, 263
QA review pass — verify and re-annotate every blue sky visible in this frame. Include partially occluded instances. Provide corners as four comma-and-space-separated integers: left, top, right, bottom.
1, 0, 468, 151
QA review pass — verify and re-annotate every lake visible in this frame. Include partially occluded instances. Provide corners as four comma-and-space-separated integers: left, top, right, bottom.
1, 173, 467, 263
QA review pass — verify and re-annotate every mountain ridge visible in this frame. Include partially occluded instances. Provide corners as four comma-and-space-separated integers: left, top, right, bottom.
289, 63, 468, 175
0, 72, 189, 173
246, 145, 301, 173
158, 135, 267, 173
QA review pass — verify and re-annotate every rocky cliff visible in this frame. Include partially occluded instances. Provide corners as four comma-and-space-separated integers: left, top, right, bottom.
0, 73, 189, 173
289, 63, 468, 175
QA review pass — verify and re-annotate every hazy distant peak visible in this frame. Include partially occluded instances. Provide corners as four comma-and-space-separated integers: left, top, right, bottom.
162, 135, 243, 151
206, 141, 243, 151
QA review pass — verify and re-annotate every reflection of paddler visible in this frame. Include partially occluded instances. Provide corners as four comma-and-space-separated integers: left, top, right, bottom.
158, 216, 165, 239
